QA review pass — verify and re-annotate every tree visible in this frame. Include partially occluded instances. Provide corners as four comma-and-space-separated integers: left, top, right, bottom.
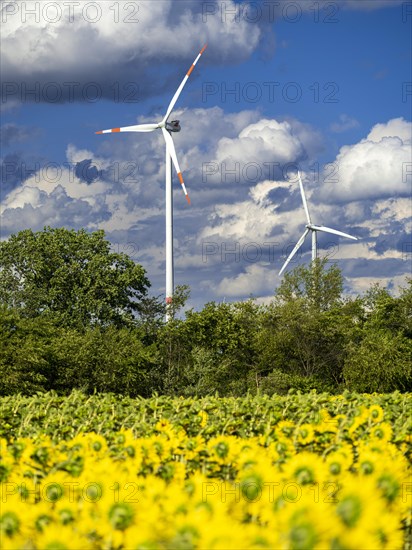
276, 258, 343, 312
0, 306, 54, 395
156, 285, 192, 393
181, 300, 261, 396
343, 329, 412, 392
0, 305, 159, 397
342, 278, 412, 393
362, 280, 412, 337
50, 326, 158, 397
0, 227, 150, 329
254, 261, 358, 393
254, 299, 348, 393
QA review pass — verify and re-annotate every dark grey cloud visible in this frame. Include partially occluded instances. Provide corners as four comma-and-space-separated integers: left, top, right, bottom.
0, 152, 45, 199
75, 159, 100, 184
345, 257, 409, 279
372, 227, 412, 257
0, 123, 38, 148
1, 1, 262, 104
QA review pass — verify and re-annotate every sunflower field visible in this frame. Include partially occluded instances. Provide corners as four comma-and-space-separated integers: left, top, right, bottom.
0, 391, 411, 549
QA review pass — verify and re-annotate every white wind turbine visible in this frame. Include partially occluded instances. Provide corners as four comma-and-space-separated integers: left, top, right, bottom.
279, 171, 357, 276
96, 44, 207, 320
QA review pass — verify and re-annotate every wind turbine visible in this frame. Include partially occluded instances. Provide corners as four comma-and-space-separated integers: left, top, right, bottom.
96, 44, 207, 320
279, 171, 357, 276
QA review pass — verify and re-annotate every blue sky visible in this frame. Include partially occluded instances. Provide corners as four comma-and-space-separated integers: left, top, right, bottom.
1, 0, 411, 308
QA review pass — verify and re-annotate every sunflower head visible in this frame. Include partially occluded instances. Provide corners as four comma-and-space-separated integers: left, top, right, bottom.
109, 502, 135, 531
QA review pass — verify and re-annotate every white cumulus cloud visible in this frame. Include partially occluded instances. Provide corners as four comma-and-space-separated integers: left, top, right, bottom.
320, 117, 412, 202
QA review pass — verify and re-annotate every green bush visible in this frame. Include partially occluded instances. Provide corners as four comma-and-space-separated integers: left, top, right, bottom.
343, 330, 412, 392
0, 308, 54, 395
258, 369, 332, 395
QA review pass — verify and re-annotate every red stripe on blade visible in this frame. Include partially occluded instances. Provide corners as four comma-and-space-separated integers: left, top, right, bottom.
95, 131, 103, 134
187, 64, 195, 77
178, 173, 184, 185
200, 44, 207, 54
112, 128, 121, 133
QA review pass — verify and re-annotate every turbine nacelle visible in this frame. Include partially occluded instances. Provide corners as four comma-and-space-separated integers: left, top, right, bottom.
165, 120, 181, 133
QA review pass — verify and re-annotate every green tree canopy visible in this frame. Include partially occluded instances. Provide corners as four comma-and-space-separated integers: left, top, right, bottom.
275, 258, 343, 312
254, 260, 361, 393
0, 227, 150, 329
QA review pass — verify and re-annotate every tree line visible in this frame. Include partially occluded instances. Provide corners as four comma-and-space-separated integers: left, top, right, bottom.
1, 227, 411, 396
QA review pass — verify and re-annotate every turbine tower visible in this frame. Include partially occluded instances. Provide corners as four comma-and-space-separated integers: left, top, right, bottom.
96, 45, 207, 320
279, 171, 357, 276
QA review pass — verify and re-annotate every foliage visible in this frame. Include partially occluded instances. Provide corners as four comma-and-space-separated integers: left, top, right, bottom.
275, 258, 343, 311
254, 267, 364, 393
257, 368, 330, 395
180, 300, 261, 396
0, 227, 150, 329
343, 329, 412, 393
0, 227, 411, 397
0, 307, 55, 395
0, 308, 157, 397
49, 326, 158, 397
342, 281, 412, 393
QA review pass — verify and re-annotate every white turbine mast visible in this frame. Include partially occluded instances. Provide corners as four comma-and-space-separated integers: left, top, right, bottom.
96, 44, 207, 320
279, 171, 357, 276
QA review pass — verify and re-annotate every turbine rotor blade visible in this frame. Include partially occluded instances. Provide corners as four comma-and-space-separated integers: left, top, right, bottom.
315, 225, 358, 240
298, 171, 311, 224
162, 44, 207, 124
96, 123, 158, 135
162, 127, 190, 204
279, 228, 310, 276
